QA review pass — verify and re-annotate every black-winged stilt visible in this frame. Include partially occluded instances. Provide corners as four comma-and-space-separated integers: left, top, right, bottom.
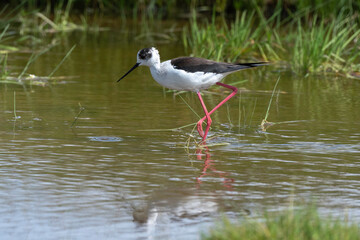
117, 47, 268, 142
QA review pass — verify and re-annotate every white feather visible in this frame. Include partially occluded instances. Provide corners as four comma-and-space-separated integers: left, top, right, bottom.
137, 47, 226, 92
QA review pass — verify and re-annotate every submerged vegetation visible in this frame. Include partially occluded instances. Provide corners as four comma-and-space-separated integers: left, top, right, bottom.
202, 205, 360, 240
0, 0, 88, 85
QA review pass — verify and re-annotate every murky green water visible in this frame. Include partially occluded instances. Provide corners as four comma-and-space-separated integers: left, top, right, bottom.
1, 31, 360, 239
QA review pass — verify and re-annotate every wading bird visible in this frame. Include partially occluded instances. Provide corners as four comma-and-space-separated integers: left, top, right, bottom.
117, 47, 267, 142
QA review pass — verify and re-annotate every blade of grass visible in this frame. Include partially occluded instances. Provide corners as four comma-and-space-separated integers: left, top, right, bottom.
0, 24, 10, 41
35, 12, 58, 30
138, 122, 197, 132
18, 46, 52, 79
1, 53, 8, 78
18, 53, 35, 79
226, 102, 232, 126
228, 80, 248, 86
71, 102, 85, 128
264, 76, 280, 122
249, 98, 257, 127
48, 44, 76, 78
238, 91, 242, 130
178, 94, 201, 119
13, 91, 17, 119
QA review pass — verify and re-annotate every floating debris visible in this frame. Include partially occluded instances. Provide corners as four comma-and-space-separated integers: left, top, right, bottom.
260, 119, 275, 131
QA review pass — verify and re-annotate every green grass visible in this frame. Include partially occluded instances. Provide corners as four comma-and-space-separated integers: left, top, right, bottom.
17, 0, 98, 34
202, 205, 360, 240
1, 44, 76, 86
0, 1, 88, 82
183, 9, 281, 63
291, 12, 360, 76
182, 5, 360, 77
48, 44, 76, 78
0, 0, 98, 45
2, 1, 360, 79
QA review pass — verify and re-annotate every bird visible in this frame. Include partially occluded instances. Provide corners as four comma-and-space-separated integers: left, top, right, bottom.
117, 47, 268, 142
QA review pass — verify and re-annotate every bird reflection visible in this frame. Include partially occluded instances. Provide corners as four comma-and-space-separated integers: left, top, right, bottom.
196, 144, 234, 189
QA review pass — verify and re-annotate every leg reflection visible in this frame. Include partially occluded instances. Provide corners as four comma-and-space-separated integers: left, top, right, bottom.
196, 145, 234, 189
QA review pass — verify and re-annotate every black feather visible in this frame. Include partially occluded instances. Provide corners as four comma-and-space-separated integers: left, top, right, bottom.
171, 57, 268, 74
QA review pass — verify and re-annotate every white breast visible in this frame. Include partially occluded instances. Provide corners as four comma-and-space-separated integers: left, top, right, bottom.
149, 60, 225, 92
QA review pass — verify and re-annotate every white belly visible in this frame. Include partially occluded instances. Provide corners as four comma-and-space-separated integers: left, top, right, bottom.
149, 61, 225, 92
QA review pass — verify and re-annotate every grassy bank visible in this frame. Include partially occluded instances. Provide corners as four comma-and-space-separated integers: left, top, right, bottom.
183, 7, 360, 77
1, 1, 360, 79
202, 206, 360, 240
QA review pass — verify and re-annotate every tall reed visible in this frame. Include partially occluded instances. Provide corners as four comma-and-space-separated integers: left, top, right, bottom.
183, 10, 281, 63
183, 5, 360, 77
291, 12, 360, 75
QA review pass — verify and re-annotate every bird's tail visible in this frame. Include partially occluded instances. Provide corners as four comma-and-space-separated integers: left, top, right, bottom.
236, 62, 269, 68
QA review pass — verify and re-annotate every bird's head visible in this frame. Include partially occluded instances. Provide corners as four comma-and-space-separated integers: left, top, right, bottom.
136, 47, 160, 67
117, 47, 160, 82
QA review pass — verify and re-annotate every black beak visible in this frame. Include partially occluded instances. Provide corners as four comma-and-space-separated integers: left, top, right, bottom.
117, 62, 140, 82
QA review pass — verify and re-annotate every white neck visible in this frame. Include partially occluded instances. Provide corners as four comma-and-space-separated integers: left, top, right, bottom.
151, 61, 161, 70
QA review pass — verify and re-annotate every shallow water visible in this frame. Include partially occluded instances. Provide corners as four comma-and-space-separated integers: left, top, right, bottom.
1, 31, 360, 239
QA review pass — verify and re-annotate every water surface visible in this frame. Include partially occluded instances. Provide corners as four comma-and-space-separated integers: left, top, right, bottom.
1, 31, 360, 239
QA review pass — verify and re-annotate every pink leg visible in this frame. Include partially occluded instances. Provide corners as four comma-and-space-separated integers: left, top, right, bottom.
197, 92, 212, 142
197, 82, 238, 141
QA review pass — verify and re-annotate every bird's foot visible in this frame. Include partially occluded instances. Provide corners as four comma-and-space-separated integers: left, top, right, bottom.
197, 120, 204, 138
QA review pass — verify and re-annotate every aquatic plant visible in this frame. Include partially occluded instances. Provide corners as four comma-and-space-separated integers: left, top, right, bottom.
182, 9, 281, 63
0, 1, 89, 82
71, 102, 86, 128
291, 13, 360, 75
0, 45, 76, 86
202, 205, 360, 240
260, 76, 280, 131
0, 24, 17, 52
18, 0, 96, 33
48, 44, 76, 78
183, 5, 360, 77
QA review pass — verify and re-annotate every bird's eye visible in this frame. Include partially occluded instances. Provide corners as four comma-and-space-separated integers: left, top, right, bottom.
139, 48, 152, 60
141, 53, 151, 60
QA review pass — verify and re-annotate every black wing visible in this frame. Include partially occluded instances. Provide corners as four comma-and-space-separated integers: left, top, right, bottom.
171, 57, 268, 74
